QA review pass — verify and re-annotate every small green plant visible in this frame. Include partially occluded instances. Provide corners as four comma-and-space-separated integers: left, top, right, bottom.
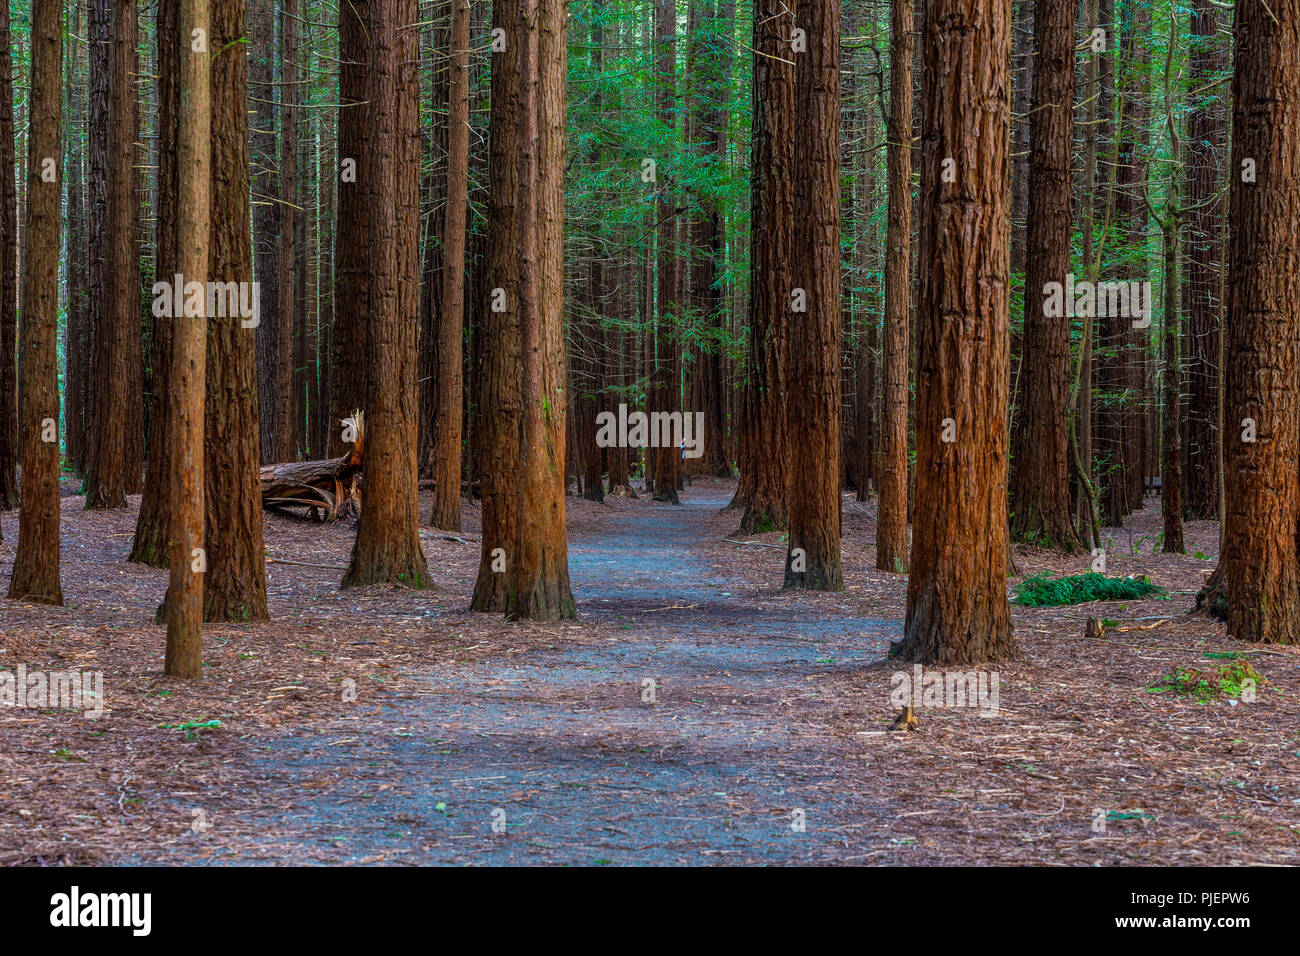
1013, 572, 1167, 607
1147, 659, 1261, 702
158, 718, 223, 741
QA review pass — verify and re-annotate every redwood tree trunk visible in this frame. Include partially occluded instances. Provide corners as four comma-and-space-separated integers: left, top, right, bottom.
85, 0, 142, 509
7, 0, 62, 605
471, 0, 523, 612
251, 0, 282, 464
505, 0, 576, 620
330, 0, 369, 457
1010, 0, 1079, 550
876, 0, 913, 573
1182, 0, 1226, 520
165, 0, 211, 678
783, 0, 842, 590
204, 0, 269, 622
343, 0, 432, 590
900, 0, 1016, 665
733, 0, 792, 534
1217, 0, 1300, 644
650, 0, 681, 505
429, 0, 470, 532
0, 1, 16, 511
130, 0, 179, 568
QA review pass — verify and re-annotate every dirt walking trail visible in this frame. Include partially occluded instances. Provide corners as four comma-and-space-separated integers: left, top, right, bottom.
9, 479, 1292, 866
229, 487, 895, 865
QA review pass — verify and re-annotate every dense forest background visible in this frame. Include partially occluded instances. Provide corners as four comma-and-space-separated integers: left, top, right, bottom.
0, 0, 1291, 666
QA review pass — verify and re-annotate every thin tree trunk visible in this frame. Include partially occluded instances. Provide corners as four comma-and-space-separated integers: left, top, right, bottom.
166, 0, 211, 677
877, 0, 913, 573
7, 0, 63, 605
330, 0, 369, 457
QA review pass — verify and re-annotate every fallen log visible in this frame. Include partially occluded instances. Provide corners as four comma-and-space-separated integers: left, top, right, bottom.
260, 412, 363, 521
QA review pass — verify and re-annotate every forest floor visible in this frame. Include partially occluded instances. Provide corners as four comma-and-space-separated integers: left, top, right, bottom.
1, 476, 1297, 866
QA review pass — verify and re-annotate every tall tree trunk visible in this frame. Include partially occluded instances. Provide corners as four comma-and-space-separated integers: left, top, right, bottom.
877, 0, 913, 573
0, 0, 17, 510
204, 0, 269, 622
85, 0, 142, 509
7, 0, 63, 605
277, 0, 300, 460
733, 0, 793, 533
1182, 0, 1225, 520
783, 0, 842, 590
1216, 0, 1300, 644
471, 0, 523, 611
166, 0, 211, 677
900, 0, 1016, 664
251, 0, 281, 464
330, 0, 369, 457
505, 0, 576, 620
343, 0, 432, 590
1010, 0, 1079, 550
85, 0, 110, 489
430, 0, 471, 531
650, 0, 681, 504
130, 0, 180, 567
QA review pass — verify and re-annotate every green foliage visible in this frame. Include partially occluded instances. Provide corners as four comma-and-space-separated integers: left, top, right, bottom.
1012, 572, 1167, 606
1147, 659, 1261, 702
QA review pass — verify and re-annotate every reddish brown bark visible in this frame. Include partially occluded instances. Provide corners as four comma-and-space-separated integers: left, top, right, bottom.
900, 0, 1016, 664
429, 0, 471, 531
1010, 0, 1079, 551
165, 0, 211, 677
733, 0, 792, 534
85, 0, 143, 509
343, 0, 431, 590
876, 0, 913, 573
0, 2, 15, 512
130, 0, 179, 568
471, 0, 523, 612
783, 0, 842, 590
1216, 0, 1300, 644
1182, 0, 1226, 520
204, 0, 268, 622
330, 0, 369, 458
505, 0, 576, 620
7, 0, 62, 605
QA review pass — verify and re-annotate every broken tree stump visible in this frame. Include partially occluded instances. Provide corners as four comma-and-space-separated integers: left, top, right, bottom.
260, 413, 364, 521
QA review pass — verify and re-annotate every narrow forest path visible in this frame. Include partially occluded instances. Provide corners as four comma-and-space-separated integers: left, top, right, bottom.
238, 486, 895, 864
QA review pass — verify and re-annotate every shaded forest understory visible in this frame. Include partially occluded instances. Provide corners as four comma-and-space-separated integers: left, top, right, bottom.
2, 482, 1295, 865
